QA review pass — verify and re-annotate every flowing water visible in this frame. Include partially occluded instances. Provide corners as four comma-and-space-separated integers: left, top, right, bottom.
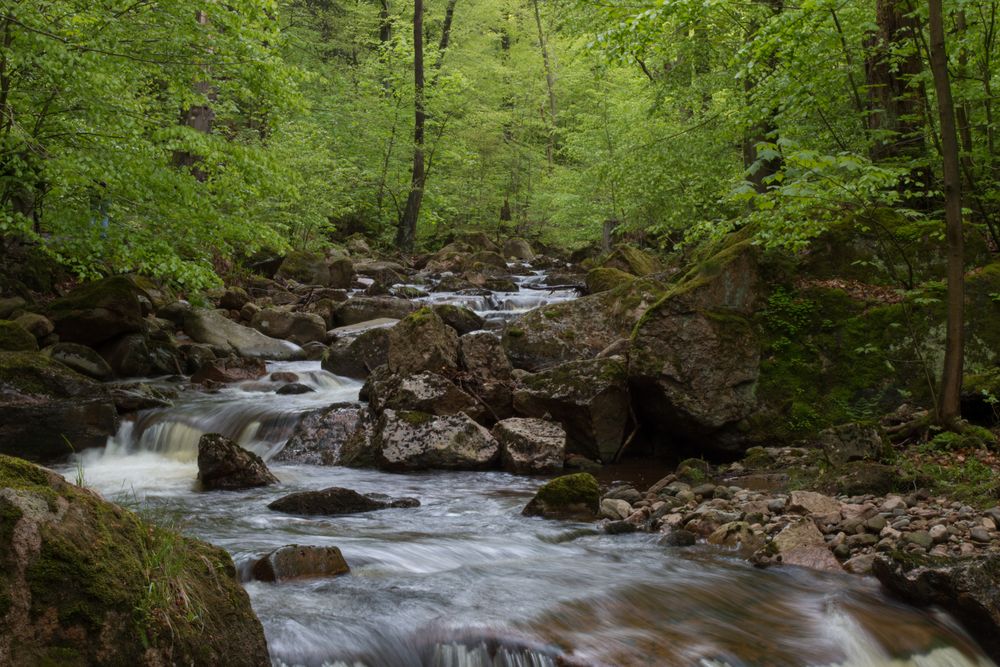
57, 268, 998, 667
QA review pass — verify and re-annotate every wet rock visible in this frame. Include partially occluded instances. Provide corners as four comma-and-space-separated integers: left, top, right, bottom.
277, 404, 362, 465
268, 487, 419, 515
110, 383, 174, 413
522, 473, 600, 521
98, 333, 153, 378
843, 553, 877, 574
873, 553, 1000, 659
502, 238, 534, 260
600, 498, 633, 520
773, 517, 826, 553
43, 342, 112, 381
183, 308, 304, 360
276, 250, 332, 286
333, 297, 418, 326
0, 455, 269, 666
323, 325, 392, 380
605, 519, 638, 534
629, 244, 760, 454
513, 357, 629, 463
197, 433, 278, 490
0, 320, 37, 352
46, 276, 146, 346
192, 357, 267, 384
374, 409, 498, 470
660, 529, 697, 547
459, 331, 515, 418
387, 309, 460, 376
708, 521, 764, 552
251, 308, 327, 346
0, 351, 118, 461
432, 304, 485, 335
971, 527, 992, 543
817, 423, 884, 465
251, 545, 350, 582
780, 546, 844, 571
493, 417, 565, 474
276, 382, 314, 395
366, 370, 482, 420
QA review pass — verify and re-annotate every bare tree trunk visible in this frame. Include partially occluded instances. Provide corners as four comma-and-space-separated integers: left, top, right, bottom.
396, 0, 425, 252
928, 0, 965, 424
532, 0, 557, 165
173, 10, 214, 181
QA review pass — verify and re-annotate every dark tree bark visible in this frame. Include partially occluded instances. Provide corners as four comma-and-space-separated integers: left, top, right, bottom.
396, 0, 425, 252
172, 10, 214, 181
532, 0, 557, 165
928, 0, 965, 424
742, 0, 783, 195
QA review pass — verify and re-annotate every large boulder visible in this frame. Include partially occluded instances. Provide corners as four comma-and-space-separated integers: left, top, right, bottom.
522, 473, 600, 521
191, 357, 267, 384
432, 304, 485, 335
46, 276, 145, 346
43, 342, 113, 380
460, 331, 515, 420
0, 320, 38, 352
183, 308, 304, 360
98, 333, 153, 378
502, 278, 663, 371
0, 455, 269, 666
275, 404, 362, 465
493, 418, 566, 474
874, 554, 1000, 659
0, 352, 117, 461
12, 312, 53, 339
328, 256, 355, 290
323, 327, 391, 379
373, 409, 499, 470
502, 238, 534, 260
251, 545, 349, 583
250, 308, 327, 346
387, 309, 460, 376
365, 370, 482, 421
629, 242, 761, 453
196, 433, 278, 490
586, 267, 636, 294
333, 297, 418, 326
513, 357, 630, 463
276, 250, 331, 286
268, 487, 419, 515
600, 245, 662, 276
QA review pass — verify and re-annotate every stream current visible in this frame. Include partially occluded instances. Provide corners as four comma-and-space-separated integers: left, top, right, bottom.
58, 270, 997, 667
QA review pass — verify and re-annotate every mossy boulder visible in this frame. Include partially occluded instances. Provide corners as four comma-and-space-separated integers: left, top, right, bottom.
324, 326, 392, 380
469, 250, 509, 271
333, 296, 419, 326
502, 277, 665, 372
42, 343, 112, 381
387, 308, 460, 376
513, 357, 630, 463
586, 267, 636, 294
276, 250, 331, 286
432, 304, 485, 335
364, 369, 483, 422
328, 256, 355, 290
522, 473, 600, 520
46, 276, 145, 347
600, 245, 662, 276
0, 321, 38, 352
502, 238, 535, 260
0, 455, 269, 666
629, 241, 761, 454
0, 352, 117, 461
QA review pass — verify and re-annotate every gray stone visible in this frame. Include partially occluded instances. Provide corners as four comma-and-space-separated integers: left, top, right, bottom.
251, 545, 349, 582
267, 487, 419, 515
374, 409, 498, 470
197, 433, 278, 490
184, 308, 304, 360
493, 417, 566, 474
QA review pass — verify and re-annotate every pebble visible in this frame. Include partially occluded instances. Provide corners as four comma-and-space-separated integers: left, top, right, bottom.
929, 524, 949, 543
970, 527, 991, 544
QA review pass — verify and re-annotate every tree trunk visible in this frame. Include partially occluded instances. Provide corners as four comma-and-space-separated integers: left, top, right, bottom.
396, 0, 425, 253
742, 0, 783, 195
532, 0, 557, 165
928, 0, 965, 424
173, 10, 214, 181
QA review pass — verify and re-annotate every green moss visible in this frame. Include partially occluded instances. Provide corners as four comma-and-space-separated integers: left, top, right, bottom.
600, 245, 661, 276
47, 276, 138, 315
506, 327, 524, 338
586, 267, 636, 294
398, 410, 434, 426
0, 320, 38, 352
534, 473, 600, 508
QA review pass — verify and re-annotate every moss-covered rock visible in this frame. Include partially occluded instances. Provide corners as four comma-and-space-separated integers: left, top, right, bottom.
373, 409, 499, 470
387, 308, 460, 376
502, 277, 665, 372
586, 267, 636, 294
600, 245, 662, 276
432, 304, 485, 335
0, 352, 117, 460
502, 238, 534, 260
324, 326, 392, 380
0, 320, 38, 352
46, 276, 145, 347
276, 250, 331, 286
522, 473, 600, 520
0, 455, 269, 666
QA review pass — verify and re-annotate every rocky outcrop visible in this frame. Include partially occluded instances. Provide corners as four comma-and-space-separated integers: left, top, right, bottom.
276, 404, 362, 465
502, 278, 663, 371
183, 308, 304, 360
251, 545, 349, 583
459, 331, 515, 419
0, 352, 117, 460
629, 242, 761, 453
873, 553, 1000, 659
365, 370, 483, 421
0, 455, 269, 666
196, 433, 278, 490
46, 276, 146, 346
386, 309, 460, 375
522, 473, 600, 520
513, 357, 629, 463
373, 409, 499, 470
268, 487, 419, 515
250, 308, 327, 346
493, 418, 565, 474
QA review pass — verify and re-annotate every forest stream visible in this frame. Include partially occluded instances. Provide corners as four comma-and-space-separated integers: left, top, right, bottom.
56, 273, 996, 667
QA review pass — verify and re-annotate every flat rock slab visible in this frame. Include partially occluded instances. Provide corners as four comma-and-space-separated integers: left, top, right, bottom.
329, 318, 400, 336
